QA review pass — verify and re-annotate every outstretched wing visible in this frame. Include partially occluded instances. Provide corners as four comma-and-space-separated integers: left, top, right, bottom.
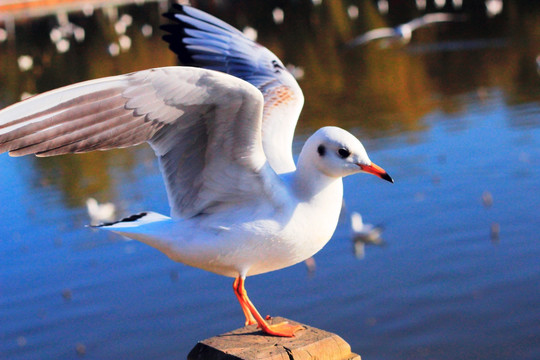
344, 27, 397, 48
0, 66, 282, 219
161, 4, 304, 174
407, 13, 466, 31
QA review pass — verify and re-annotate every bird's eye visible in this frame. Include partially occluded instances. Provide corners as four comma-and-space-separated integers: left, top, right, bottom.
338, 148, 350, 158
317, 145, 326, 156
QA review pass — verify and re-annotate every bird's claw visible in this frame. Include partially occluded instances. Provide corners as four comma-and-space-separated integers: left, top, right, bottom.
260, 320, 305, 337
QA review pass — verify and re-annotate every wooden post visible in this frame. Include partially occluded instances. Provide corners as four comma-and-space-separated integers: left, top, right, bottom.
187, 317, 361, 360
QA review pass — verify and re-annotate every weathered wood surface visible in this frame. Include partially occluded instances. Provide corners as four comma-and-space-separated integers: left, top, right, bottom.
187, 317, 361, 360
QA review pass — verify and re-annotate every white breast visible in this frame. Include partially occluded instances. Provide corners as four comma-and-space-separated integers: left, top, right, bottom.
107, 179, 344, 279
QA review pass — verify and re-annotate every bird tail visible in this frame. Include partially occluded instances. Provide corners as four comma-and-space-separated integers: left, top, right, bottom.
92, 211, 177, 257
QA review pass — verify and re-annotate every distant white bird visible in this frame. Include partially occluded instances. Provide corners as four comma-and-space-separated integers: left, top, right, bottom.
50, 22, 85, 48
17, 55, 33, 72
242, 26, 258, 42
50, 27, 63, 43
434, 0, 446, 9
82, 3, 94, 17
347, 5, 359, 20
350, 211, 384, 259
107, 42, 120, 56
55, 11, 69, 27
119, 14, 133, 27
0, 5, 393, 338
0, 28, 8, 43
114, 21, 127, 35
118, 35, 132, 51
286, 64, 304, 81
86, 198, 116, 225
141, 24, 153, 38
272, 7, 284, 24
377, 0, 389, 14
345, 12, 466, 49
55, 38, 70, 53
485, 0, 503, 17
73, 26, 85, 43
452, 0, 463, 9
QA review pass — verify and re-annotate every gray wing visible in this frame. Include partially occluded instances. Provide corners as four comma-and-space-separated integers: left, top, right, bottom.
161, 4, 304, 174
345, 27, 397, 48
0, 66, 280, 219
407, 13, 465, 31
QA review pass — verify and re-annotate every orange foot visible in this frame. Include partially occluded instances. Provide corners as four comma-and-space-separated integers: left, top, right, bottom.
259, 321, 305, 337
233, 277, 305, 337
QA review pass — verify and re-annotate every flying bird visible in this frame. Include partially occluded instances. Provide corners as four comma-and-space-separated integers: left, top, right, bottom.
345, 12, 466, 49
0, 5, 393, 337
86, 197, 116, 226
350, 211, 384, 258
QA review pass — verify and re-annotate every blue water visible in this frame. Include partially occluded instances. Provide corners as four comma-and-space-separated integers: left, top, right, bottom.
1, 2, 539, 359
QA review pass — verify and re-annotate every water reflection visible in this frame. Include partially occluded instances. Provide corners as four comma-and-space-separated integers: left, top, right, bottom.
0, 0, 537, 214
33, 150, 137, 208
0, 2, 176, 106
0, 0, 537, 222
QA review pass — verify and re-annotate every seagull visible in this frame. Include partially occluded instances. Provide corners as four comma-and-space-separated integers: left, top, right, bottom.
345, 12, 466, 49
86, 197, 116, 226
485, 0, 503, 18
350, 211, 384, 259
0, 5, 393, 337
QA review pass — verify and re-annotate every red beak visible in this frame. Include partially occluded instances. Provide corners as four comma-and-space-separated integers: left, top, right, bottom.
359, 162, 394, 183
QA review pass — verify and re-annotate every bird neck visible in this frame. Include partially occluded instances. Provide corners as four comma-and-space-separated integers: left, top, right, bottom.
291, 161, 343, 202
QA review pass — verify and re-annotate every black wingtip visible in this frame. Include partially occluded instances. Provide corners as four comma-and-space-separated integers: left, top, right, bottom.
160, 4, 199, 66
91, 212, 148, 228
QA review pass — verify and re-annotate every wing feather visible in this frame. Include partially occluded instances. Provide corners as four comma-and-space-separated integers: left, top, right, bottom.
345, 27, 397, 48
0, 66, 280, 218
161, 4, 304, 174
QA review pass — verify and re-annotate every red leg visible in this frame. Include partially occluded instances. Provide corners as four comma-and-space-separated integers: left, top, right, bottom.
232, 276, 304, 337
233, 277, 257, 326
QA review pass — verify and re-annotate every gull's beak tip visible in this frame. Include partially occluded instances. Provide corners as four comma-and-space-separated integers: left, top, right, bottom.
382, 172, 394, 184
360, 162, 394, 184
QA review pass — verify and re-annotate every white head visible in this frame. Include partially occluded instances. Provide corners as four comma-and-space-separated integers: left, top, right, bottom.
298, 126, 393, 182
